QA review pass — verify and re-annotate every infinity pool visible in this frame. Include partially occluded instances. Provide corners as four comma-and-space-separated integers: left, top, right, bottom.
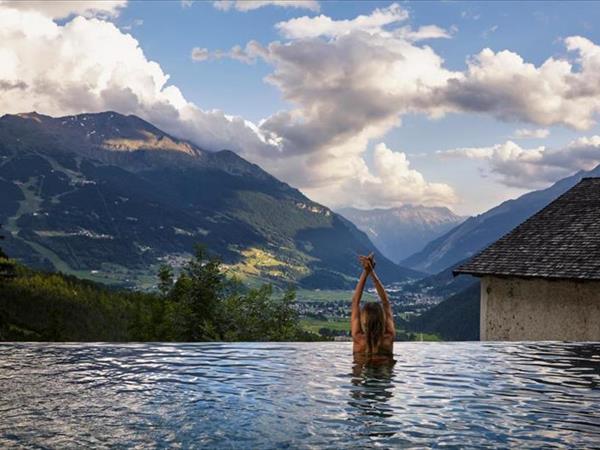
1, 342, 599, 448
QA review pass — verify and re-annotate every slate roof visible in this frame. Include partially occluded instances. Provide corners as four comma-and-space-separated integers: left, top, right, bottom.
454, 177, 600, 281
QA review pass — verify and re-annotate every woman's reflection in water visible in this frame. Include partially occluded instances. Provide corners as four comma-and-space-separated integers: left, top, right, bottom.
347, 355, 397, 438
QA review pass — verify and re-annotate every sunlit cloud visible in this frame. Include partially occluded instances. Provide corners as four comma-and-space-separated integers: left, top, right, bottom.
438, 137, 600, 188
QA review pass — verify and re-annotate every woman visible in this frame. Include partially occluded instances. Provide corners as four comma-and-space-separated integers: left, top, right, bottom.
351, 253, 395, 363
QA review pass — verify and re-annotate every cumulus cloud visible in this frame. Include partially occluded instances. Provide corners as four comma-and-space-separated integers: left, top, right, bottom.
9, 1, 600, 210
319, 143, 457, 208
440, 38, 600, 130
0, 0, 126, 19
438, 138, 600, 188
222, 5, 458, 207
222, 6, 600, 134
0, 4, 275, 163
213, 1, 319, 12
513, 128, 550, 139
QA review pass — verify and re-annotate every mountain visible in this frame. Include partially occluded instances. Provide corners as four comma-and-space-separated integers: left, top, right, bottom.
0, 111, 421, 289
408, 283, 480, 341
400, 166, 600, 273
403, 258, 477, 299
337, 205, 466, 263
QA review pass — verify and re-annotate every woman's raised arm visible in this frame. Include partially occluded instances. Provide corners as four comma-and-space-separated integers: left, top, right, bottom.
351, 269, 368, 339
370, 269, 395, 337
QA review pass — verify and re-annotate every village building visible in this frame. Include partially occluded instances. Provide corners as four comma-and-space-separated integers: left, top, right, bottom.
454, 178, 600, 341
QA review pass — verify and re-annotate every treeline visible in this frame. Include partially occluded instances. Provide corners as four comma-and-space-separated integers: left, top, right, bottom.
0, 242, 321, 342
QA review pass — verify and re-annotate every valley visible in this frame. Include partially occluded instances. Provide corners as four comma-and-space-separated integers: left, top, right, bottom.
0, 111, 418, 291
2, 110, 593, 342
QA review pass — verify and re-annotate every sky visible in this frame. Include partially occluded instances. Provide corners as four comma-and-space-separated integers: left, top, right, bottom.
2, 1, 600, 215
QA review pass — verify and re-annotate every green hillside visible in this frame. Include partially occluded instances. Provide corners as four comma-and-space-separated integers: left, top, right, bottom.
408, 283, 480, 341
0, 111, 420, 289
0, 250, 318, 342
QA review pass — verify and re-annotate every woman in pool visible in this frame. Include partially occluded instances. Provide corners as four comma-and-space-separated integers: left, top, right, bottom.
351, 253, 395, 363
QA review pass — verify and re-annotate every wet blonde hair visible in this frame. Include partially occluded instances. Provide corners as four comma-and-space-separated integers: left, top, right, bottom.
361, 302, 385, 353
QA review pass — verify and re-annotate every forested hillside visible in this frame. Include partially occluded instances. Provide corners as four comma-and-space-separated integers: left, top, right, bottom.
0, 248, 318, 342
0, 111, 418, 289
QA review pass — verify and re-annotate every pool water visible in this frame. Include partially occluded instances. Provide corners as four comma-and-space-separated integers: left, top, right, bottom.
1, 342, 599, 448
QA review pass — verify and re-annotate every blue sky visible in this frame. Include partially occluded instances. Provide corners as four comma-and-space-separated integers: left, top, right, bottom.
4, 1, 600, 215
116, 2, 599, 120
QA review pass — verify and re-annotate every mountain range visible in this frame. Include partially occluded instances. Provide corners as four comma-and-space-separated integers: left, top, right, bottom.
400, 165, 600, 273
338, 205, 465, 263
406, 164, 600, 339
0, 111, 420, 289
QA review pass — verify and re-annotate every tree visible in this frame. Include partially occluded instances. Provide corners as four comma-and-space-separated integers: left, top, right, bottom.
157, 264, 173, 296
0, 224, 7, 259
165, 245, 225, 341
158, 244, 305, 342
0, 224, 16, 280
221, 285, 301, 341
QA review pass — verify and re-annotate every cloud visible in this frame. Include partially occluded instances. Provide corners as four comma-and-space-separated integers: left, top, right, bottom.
191, 43, 262, 64
481, 24, 498, 39
0, 80, 27, 91
276, 3, 408, 39
191, 47, 210, 61
440, 37, 600, 130
396, 25, 454, 42
189, 4, 458, 208
323, 143, 457, 208
0, 4, 275, 165
9, 2, 600, 210
213, 1, 319, 12
513, 128, 550, 139
0, 0, 126, 19
438, 138, 600, 188
224, 6, 459, 207
122, 18, 144, 31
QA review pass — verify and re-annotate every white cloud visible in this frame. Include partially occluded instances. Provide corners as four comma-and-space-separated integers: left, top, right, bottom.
440, 37, 600, 130
226, 6, 459, 207
0, 4, 275, 165
325, 143, 457, 208
9, 2, 600, 210
213, 1, 319, 12
513, 128, 550, 139
396, 25, 454, 42
0, 0, 126, 19
438, 138, 600, 188
276, 3, 408, 39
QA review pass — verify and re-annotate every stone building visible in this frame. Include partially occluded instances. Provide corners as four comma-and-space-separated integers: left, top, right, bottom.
454, 178, 600, 341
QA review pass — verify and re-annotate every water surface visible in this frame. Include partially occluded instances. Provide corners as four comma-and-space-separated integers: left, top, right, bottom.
1, 342, 599, 448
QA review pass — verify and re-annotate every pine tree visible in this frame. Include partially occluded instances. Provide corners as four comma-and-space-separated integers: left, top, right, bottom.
0, 224, 16, 280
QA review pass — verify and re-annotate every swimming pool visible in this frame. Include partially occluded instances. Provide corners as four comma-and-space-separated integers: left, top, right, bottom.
1, 342, 599, 448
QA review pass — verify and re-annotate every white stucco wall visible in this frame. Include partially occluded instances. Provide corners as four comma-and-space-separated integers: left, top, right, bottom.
481, 276, 600, 341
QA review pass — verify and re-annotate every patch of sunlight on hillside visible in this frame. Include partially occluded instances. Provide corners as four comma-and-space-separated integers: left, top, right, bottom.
223, 247, 310, 282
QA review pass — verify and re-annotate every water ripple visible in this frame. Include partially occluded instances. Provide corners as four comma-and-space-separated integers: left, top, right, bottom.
1, 342, 599, 449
